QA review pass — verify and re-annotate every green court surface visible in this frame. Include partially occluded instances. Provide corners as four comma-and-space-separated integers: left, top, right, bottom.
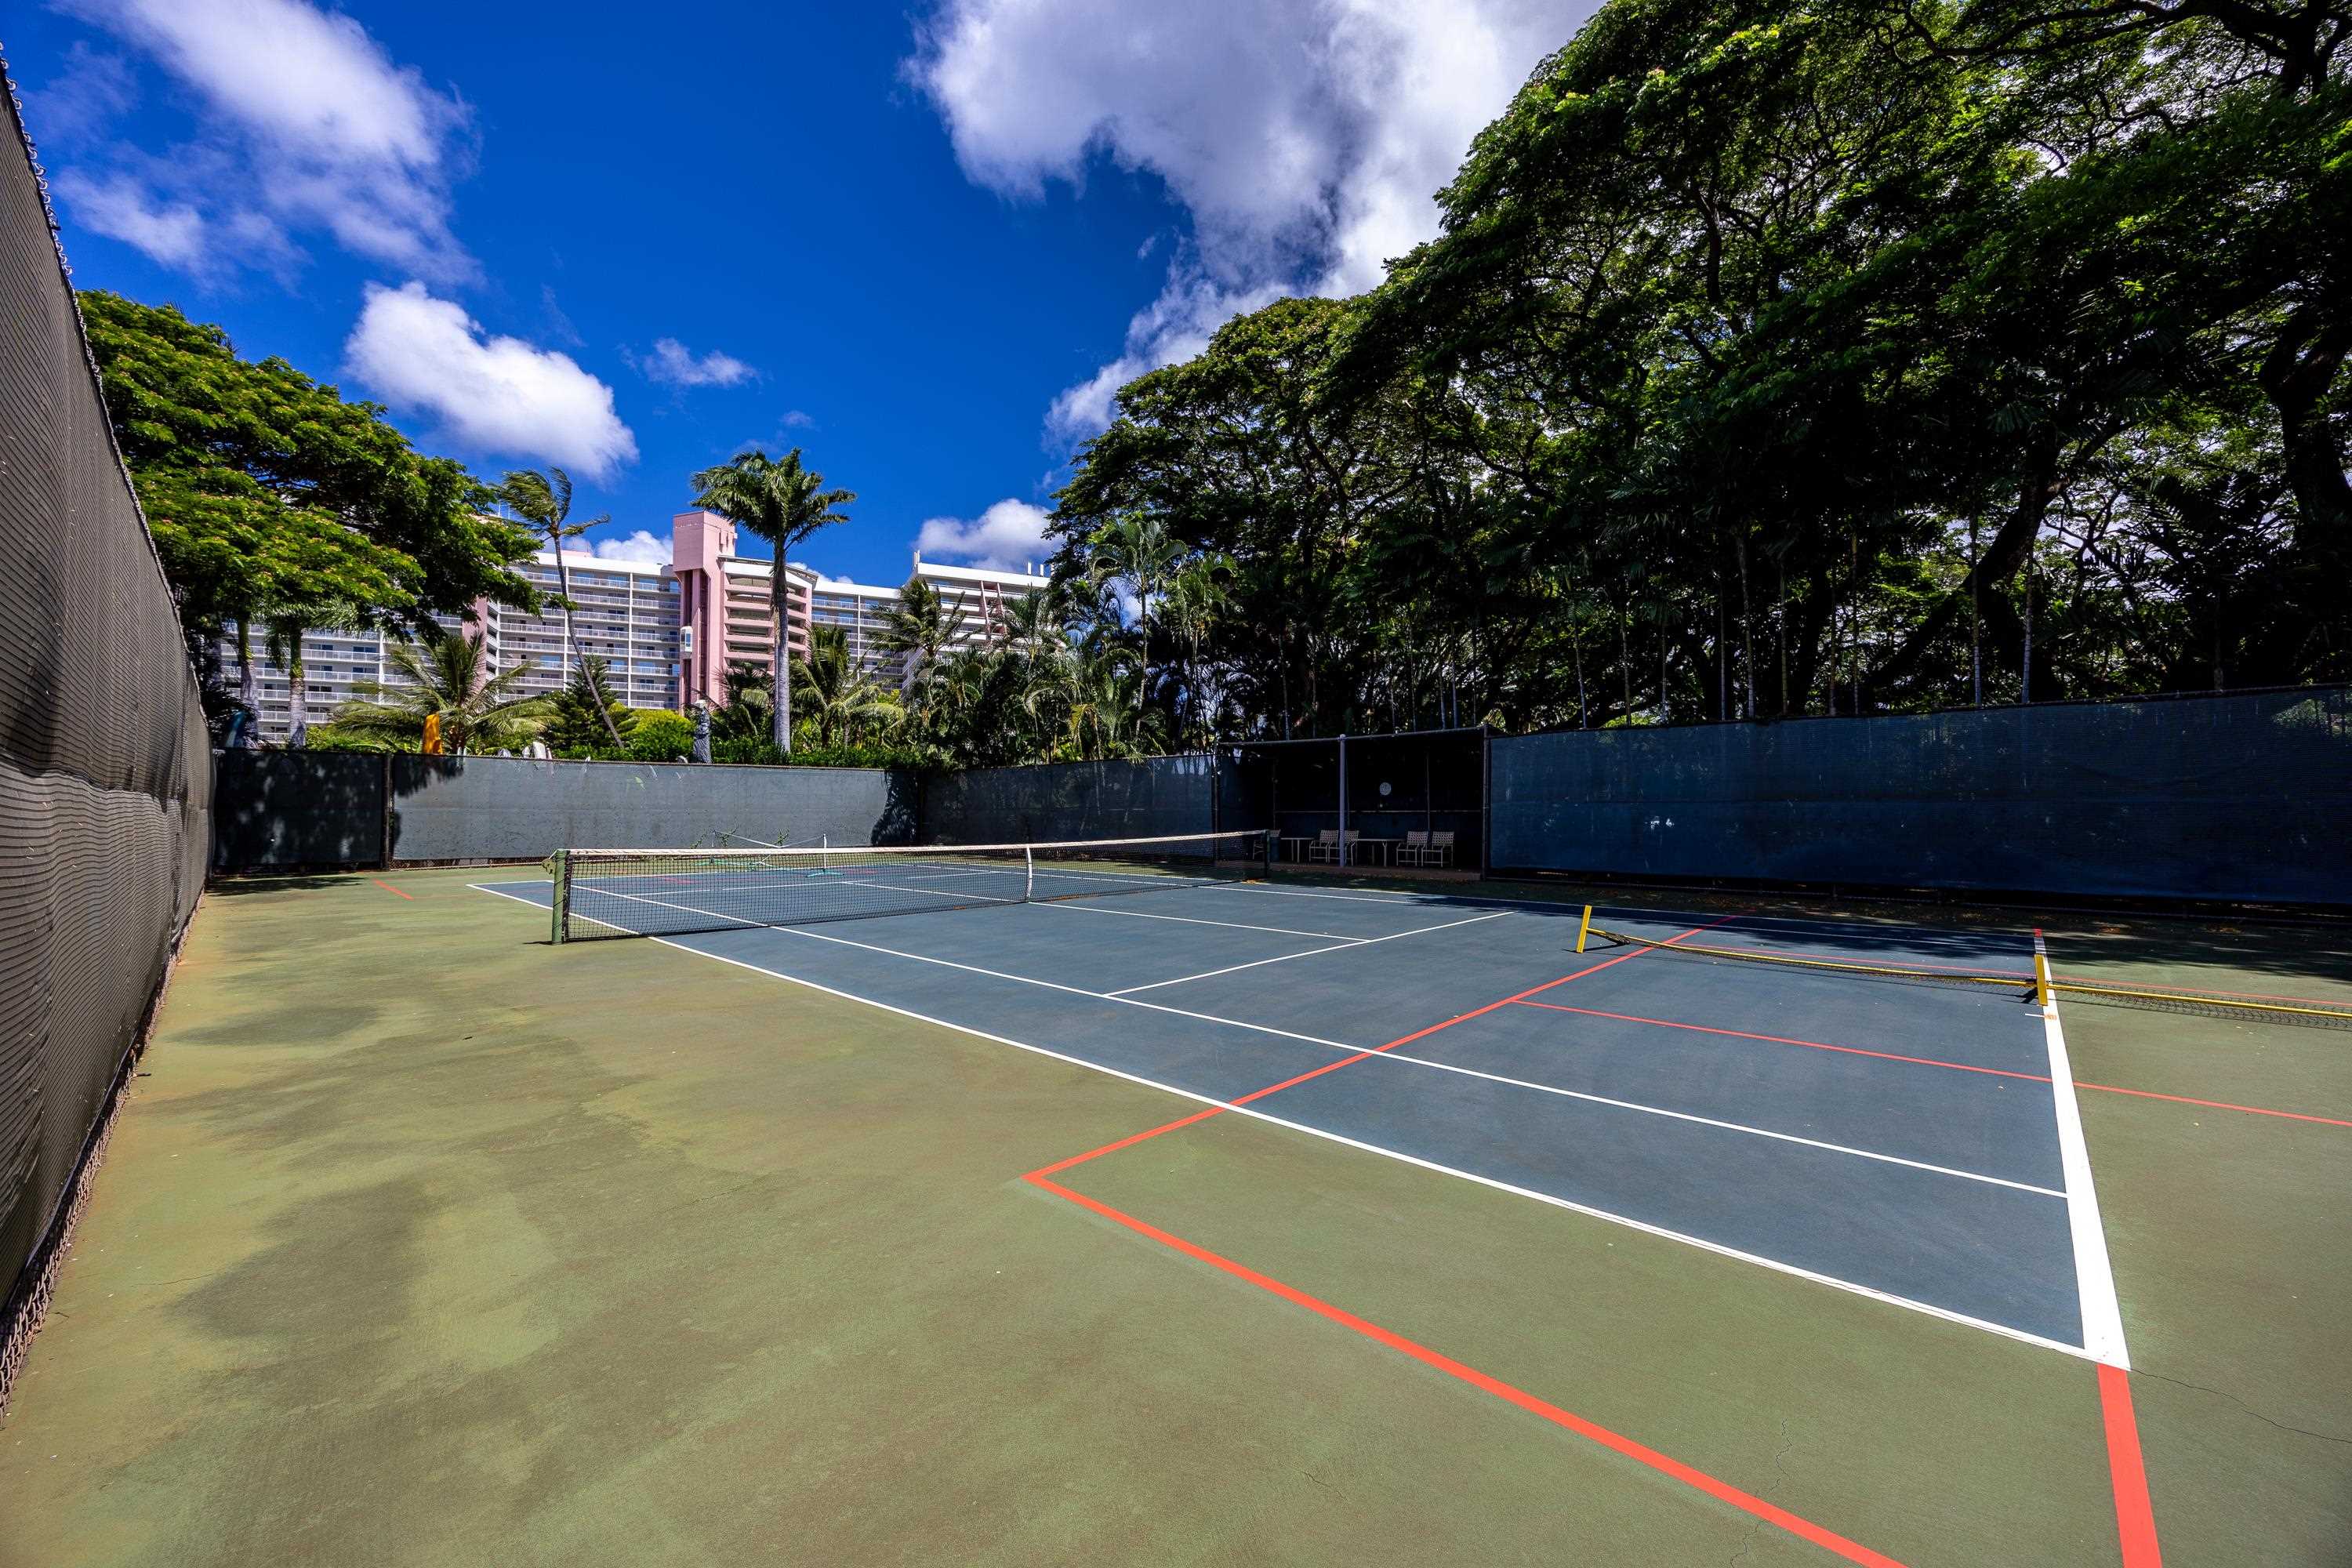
3, 866, 2347, 1566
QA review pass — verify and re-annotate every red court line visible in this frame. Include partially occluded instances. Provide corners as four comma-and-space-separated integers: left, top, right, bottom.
2073, 1081, 2352, 1128
1514, 1000, 2350, 1129
369, 878, 413, 900
1029, 1106, 1226, 1180
1515, 1000, 2048, 1082
1642, 938, 2031, 982
1029, 1171, 1907, 1567
2098, 1364, 2164, 1566
1012, 915, 1933, 1563
1632, 929, 2343, 1007
1219, 929, 1722, 1110
2053, 972, 2352, 1008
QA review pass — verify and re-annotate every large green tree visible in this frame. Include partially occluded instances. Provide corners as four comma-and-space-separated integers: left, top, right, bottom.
78, 292, 541, 733
1048, 0, 2349, 738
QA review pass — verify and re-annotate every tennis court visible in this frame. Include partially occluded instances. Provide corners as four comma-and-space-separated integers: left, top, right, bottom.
456, 834, 2227, 1564
9, 857, 2348, 1566
480, 838, 2115, 1367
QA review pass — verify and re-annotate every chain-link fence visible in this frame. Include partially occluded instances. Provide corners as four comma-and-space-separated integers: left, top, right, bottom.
1490, 688, 2352, 903
1, 60, 213, 1415
919, 756, 1216, 844
210, 752, 917, 870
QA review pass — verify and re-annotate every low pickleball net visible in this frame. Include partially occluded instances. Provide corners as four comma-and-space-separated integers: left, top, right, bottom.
546, 829, 1274, 942
1585, 927, 2352, 1029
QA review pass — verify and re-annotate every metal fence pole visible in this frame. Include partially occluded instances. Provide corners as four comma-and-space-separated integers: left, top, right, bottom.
1337, 734, 1348, 866
1479, 725, 1492, 875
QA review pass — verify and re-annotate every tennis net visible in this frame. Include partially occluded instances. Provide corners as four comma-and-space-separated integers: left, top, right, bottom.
548, 829, 1273, 942
1585, 927, 2352, 1029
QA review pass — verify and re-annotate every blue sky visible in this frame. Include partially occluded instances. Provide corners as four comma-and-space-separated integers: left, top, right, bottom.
11, 0, 1584, 585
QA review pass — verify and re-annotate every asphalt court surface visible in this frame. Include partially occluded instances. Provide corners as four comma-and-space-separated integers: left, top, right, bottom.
477, 873, 2093, 1354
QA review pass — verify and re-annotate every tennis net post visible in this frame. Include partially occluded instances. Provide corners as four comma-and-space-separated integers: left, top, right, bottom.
548, 850, 572, 946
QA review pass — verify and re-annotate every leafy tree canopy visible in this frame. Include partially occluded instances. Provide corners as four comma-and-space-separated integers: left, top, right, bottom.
78, 291, 541, 650
1046, 0, 2351, 742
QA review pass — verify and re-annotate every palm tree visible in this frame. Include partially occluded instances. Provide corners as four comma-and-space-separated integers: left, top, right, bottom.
1160, 555, 1232, 739
330, 627, 550, 753
993, 586, 1069, 666
499, 467, 627, 750
690, 448, 856, 754
546, 655, 638, 755
792, 626, 902, 747
713, 661, 776, 744
877, 576, 967, 708
1085, 514, 1184, 710
1051, 647, 1163, 760
264, 598, 364, 749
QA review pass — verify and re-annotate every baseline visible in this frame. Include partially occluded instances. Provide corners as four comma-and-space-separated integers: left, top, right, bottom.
470, 883, 2100, 1360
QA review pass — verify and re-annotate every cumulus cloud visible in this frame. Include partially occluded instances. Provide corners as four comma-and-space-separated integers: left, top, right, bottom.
908, 0, 1579, 441
345, 281, 638, 481
56, 0, 473, 278
51, 169, 208, 269
593, 529, 671, 565
916, 499, 1054, 574
633, 337, 758, 389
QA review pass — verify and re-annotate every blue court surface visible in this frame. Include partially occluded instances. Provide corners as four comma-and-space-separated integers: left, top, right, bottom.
473, 869, 2121, 1359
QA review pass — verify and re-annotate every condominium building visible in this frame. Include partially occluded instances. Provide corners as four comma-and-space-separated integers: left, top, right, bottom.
491, 551, 681, 709
218, 618, 467, 742
808, 575, 905, 681
912, 554, 1054, 651
670, 510, 1049, 706
670, 508, 816, 710
223, 509, 1053, 740
221, 550, 681, 741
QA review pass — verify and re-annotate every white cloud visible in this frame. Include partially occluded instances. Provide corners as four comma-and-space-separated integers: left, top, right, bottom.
345, 281, 638, 481
58, 0, 473, 278
52, 169, 208, 269
22, 43, 137, 144
634, 337, 758, 389
916, 499, 1054, 574
593, 529, 670, 565
909, 0, 1580, 441
780, 408, 815, 428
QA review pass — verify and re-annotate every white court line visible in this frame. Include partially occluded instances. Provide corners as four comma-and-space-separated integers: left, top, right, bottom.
568, 869, 1272, 932
1370, 1049, 2061, 1196
2038, 931, 2131, 1370
517, 883, 2049, 1195
1180, 880, 2038, 949
1108, 910, 1511, 996
1036, 902, 1364, 940
570, 883, 773, 927
467, 881, 2100, 1361
557, 857, 2014, 949
691, 909, 2051, 1196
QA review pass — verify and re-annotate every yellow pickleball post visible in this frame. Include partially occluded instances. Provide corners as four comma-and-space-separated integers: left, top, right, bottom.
1576, 905, 1593, 953
2033, 931, 2053, 1011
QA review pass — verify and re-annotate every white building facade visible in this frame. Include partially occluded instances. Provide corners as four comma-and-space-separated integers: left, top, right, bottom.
223, 518, 1054, 742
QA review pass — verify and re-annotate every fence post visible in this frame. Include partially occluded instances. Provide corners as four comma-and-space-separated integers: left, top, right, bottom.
379, 753, 394, 868
1337, 734, 1348, 866
1479, 725, 1492, 875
